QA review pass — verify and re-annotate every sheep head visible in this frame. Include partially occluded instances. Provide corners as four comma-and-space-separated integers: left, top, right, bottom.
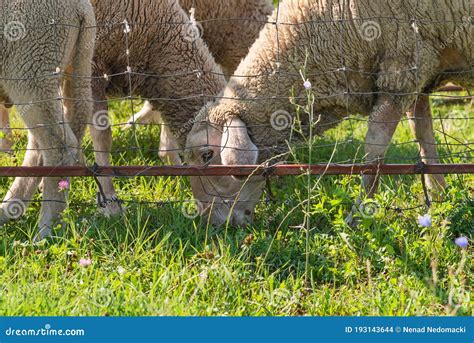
185, 103, 264, 227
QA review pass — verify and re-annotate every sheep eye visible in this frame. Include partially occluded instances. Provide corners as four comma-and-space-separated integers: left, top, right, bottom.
201, 150, 214, 164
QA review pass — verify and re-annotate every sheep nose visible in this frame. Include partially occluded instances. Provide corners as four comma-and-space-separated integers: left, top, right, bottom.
231, 210, 254, 227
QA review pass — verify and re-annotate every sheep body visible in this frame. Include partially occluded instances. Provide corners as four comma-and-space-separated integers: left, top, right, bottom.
201, 0, 473, 154
179, 0, 274, 75
124, 0, 274, 164
0, 0, 96, 240
186, 0, 473, 226
88, 0, 227, 214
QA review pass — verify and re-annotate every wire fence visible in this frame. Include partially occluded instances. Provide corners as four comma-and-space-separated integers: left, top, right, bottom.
0, 0, 472, 232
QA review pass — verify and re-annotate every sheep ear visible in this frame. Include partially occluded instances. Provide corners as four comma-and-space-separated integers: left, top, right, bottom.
220, 118, 258, 165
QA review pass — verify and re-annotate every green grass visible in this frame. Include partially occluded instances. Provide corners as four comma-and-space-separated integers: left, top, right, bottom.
0, 95, 472, 316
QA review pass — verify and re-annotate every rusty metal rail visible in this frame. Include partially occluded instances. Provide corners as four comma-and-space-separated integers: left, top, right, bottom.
0, 164, 472, 178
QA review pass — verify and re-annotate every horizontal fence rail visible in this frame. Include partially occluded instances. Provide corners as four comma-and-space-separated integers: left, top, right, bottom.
0, 164, 472, 178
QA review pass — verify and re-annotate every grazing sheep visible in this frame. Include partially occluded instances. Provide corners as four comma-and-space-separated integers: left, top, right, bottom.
1, 0, 228, 216
185, 0, 473, 226
124, 0, 274, 165
88, 0, 227, 215
0, 0, 96, 240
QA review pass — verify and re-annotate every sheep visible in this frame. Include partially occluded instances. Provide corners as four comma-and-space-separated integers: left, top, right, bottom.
0, 0, 96, 240
0, 0, 229, 216
1, 0, 274, 163
86, 0, 227, 215
124, 0, 274, 165
185, 0, 473, 226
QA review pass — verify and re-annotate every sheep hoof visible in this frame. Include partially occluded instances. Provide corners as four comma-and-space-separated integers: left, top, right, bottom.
344, 207, 360, 228
425, 175, 447, 203
344, 198, 364, 228
0, 212, 11, 227
33, 227, 53, 244
430, 192, 444, 203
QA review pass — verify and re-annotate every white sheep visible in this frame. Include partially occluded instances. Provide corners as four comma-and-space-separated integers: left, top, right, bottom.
185, 0, 473, 226
0, 0, 96, 240
85, 0, 228, 215
123, 0, 274, 165
1, 0, 229, 216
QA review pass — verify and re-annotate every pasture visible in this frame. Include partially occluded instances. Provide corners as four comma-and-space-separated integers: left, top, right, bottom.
0, 94, 472, 316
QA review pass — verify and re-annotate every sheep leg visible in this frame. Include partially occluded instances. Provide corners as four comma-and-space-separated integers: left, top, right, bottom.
36, 11, 96, 240
0, 105, 12, 152
159, 119, 182, 165
36, 108, 78, 241
406, 96, 446, 199
123, 100, 155, 129
363, 97, 403, 197
124, 103, 182, 165
89, 89, 123, 216
0, 132, 43, 225
36, 114, 79, 241
9, 99, 77, 240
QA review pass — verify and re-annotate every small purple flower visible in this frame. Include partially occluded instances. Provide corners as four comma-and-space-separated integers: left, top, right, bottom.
418, 214, 432, 228
303, 80, 312, 90
79, 258, 92, 268
455, 236, 469, 248
58, 179, 70, 191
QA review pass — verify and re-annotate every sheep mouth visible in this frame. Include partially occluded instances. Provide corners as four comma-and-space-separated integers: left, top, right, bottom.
197, 201, 255, 227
